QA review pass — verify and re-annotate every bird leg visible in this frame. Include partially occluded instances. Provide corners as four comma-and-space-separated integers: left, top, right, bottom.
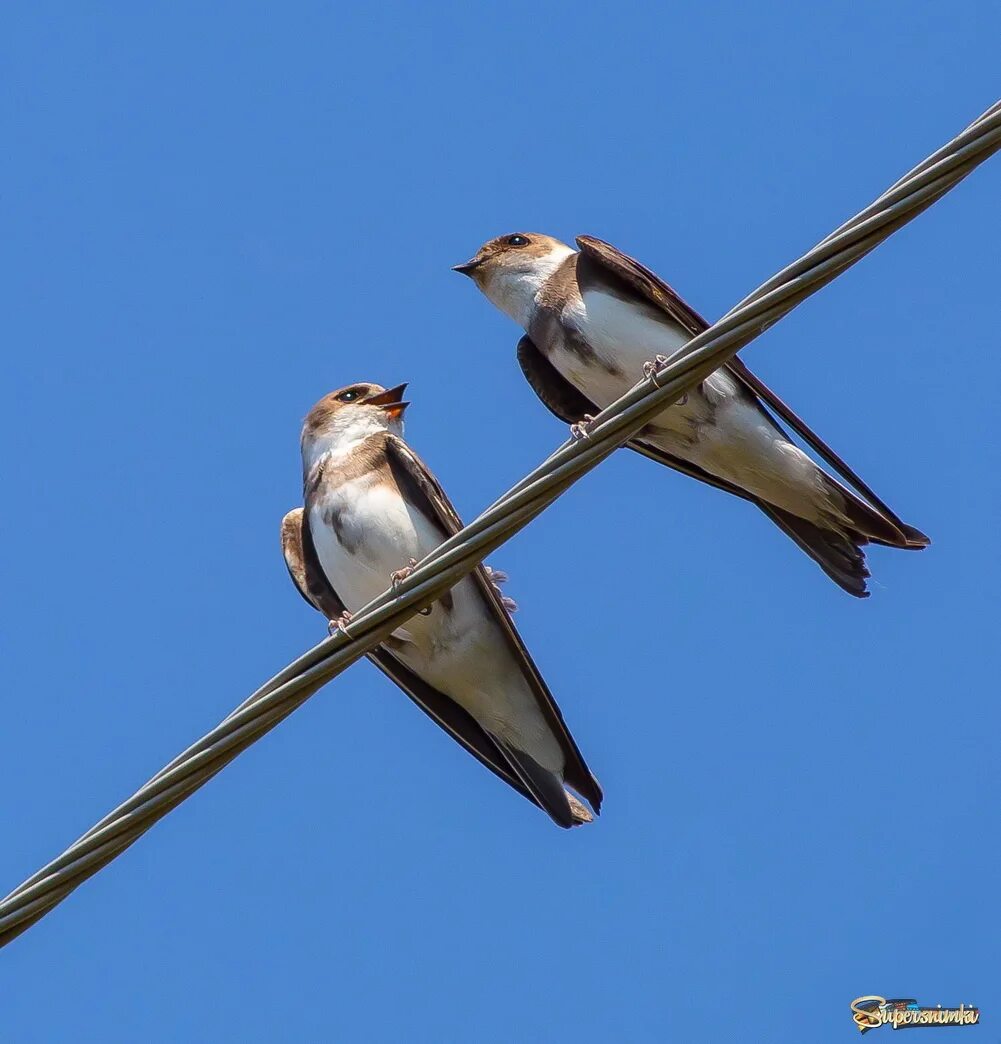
327, 610, 354, 636
643, 355, 688, 405
569, 414, 596, 441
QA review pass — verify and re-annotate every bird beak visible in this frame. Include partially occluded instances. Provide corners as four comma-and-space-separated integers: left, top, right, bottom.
452, 257, 483, 276
365, 383, 410, 418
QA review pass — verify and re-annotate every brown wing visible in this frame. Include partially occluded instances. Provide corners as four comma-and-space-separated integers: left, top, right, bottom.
281, 509, 321, 609
281, 508, 348, 618
517, 335, 600, 424
575, 235, 919, 542
725, 356, 925, 544
383, 436, 603, 813
280, 507, 541, 809
576, 234, 710, 337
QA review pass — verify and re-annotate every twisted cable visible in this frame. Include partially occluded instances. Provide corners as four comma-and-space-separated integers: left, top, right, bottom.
2, 99, 998, 948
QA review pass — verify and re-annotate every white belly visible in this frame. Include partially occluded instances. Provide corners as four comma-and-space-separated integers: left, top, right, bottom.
555, 287, 828, 519
565, 288, 689, 398
309, 478, 563, 769
558, 287, 726, 438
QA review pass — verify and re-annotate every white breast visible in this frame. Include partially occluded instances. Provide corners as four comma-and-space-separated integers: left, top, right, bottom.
309, 478, 434, 616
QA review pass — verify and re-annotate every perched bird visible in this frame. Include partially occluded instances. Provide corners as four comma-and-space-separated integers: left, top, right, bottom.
454, 232, 929, 598
281, 381, 601, 828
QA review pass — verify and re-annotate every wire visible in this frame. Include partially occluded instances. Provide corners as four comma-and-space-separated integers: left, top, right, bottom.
2, 99, 999, 949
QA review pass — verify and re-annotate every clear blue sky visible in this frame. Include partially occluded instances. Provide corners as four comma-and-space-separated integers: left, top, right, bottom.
3, 4, 998, 1041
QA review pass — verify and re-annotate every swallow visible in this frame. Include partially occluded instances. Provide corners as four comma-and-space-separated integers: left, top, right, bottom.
281, 381, 602, 827
454, 233, 929, 597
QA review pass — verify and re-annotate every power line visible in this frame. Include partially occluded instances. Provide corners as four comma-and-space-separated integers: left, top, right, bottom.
2, 99, 998, 949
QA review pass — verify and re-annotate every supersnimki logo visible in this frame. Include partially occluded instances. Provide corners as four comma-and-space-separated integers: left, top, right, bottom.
851, 996, 980, 1033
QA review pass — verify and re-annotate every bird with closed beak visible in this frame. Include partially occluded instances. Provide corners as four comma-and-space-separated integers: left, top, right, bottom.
454, 232, 929, 597
281, 381, 602, 828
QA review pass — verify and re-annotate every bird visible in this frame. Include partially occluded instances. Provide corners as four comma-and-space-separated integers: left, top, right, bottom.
281, 380, 602, 828
453, 232, 929, 597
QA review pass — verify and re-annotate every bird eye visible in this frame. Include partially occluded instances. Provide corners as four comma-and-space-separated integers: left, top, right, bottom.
506, 234, 530, 247
337, 388, 361, 402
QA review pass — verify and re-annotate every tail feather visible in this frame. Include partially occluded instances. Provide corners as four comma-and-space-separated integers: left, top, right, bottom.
825, 475, 930, 551
494, 740, 584, 829
762, 484, 929, 596
826, 480, 905, 547
881, 520, 931, 550
627, 435, 927, 593
566, 794, 594, 825
761, 505, 872, 598
767, 475, 931, 594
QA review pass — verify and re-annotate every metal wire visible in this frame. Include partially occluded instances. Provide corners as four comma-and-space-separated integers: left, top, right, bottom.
2, 99, 999, 949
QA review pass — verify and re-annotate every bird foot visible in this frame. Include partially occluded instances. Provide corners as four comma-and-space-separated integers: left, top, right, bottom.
569, 414, 596, 441
484, 565, 518, 613
392, 559, 434, 616
643, 355, 688, 404
642, 354, 669, 380
327, 610, 354, 637
391, 558, 420, 587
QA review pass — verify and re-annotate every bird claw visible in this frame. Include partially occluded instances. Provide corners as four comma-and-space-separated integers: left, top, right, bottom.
391, 558, 419, 587
643, 355, 688, 405
484, 565, 518, 613
328, 610, 354, 637
484, 566, 508, 585
392, 559, 434, 616
642, 354, 669, 380
569, 414, 596, 441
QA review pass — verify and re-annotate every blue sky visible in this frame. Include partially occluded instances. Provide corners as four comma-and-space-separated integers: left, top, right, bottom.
3, 4, 999, 1041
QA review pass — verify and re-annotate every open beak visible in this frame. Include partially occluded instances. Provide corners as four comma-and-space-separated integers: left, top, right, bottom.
452, 257, 483, 276
365, 383, 410, 418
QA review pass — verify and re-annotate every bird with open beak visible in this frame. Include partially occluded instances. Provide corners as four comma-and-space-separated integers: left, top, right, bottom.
454, 233, 929, 597
281, 381, 602, 828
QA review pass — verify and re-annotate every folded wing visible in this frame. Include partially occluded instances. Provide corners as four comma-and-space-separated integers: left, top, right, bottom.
280, 508, 544, 812
382, 437, 603, 817
574, 234, 928, 549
